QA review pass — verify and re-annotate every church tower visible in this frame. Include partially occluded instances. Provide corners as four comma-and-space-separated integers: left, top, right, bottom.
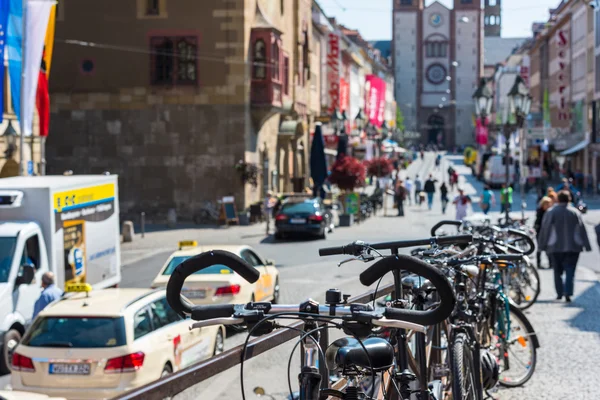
484, 0, 501, 37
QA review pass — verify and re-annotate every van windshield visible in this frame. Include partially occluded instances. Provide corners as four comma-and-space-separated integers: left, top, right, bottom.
0, 237, 17, 283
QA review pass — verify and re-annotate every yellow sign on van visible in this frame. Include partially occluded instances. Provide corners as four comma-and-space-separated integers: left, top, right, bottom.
65, 283, 93, 293
54, 183, 115, 213
178, 240, 198, 250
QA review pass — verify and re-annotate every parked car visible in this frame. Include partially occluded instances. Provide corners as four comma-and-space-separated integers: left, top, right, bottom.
274, 198, 331, 239
150, 242, 280, 305
10, 285, 224, 399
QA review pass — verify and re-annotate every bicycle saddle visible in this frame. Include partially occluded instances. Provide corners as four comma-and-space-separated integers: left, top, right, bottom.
325, 337, 394, 372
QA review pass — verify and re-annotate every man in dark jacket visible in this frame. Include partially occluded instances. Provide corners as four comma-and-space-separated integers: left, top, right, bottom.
424, 174, 436, 210
538, 190, 591, 302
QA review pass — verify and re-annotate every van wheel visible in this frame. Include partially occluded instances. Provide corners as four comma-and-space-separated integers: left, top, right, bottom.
1, 329, 22, 374
213, 329, 225, 356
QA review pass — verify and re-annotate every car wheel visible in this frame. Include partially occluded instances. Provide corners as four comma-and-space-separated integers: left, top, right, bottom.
272, 278, 281, 304
1, 329, 21, 374
213, 329, 225, 356
161, 363, 172, 378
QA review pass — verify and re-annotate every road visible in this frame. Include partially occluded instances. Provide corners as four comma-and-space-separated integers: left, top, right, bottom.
3, 152, 599, 399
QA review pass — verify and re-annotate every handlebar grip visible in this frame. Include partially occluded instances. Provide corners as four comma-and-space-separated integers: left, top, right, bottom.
319, 246, 346, 256
491, 254, 524, 262
191, 304, 236, 321
507, 229, 536, 255
166, 250, 259, 317
436, 234, 473, 246
360, 255, 455, 325
430, 220, 462, 236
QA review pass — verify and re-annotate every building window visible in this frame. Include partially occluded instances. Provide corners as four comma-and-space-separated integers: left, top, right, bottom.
150, 36, 197, 86
460, 0, 472, 3
146, 0, 159, 15
400, 0, 412, 5
426, 42, 448, 57
490, 15, 495, 25
272, 41, 280, 81
283, 54, 289, 94
488, 0, 496, 5
302, 28, 310, 85
253, 39, 266, 79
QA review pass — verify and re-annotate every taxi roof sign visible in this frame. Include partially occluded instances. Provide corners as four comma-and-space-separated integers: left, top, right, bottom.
178, 240, 198, 250
65, 283, 93, 293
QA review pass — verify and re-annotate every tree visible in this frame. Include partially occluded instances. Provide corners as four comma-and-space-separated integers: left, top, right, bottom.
395, 106, 405, 132
365, 157, 394, 178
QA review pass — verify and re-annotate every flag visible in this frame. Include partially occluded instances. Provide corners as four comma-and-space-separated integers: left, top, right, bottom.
36, 49, 49, 136
0, 0, 9, 122
43, 2, 55, 76
7, 0, 23, 123
542, 88, 550, 128
22, 0, 54, 136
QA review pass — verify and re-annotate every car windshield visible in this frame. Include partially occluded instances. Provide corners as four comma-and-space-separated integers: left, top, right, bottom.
162, 256, 233, 275
281, 202, 318, 214
22, 317, 127, 348
0, 237, 17, 283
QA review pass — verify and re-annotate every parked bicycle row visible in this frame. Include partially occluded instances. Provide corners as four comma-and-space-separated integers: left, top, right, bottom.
166, 215, 542, 399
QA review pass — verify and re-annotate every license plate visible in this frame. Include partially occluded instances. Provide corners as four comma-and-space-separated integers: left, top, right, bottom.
49, 363, 91, 375
290, 218, 306, 224
183, 289, 206, 299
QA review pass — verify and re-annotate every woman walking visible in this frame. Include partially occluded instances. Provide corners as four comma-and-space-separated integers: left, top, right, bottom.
534, 196, 553, 269
453, 188, 472, 221
395, 180, 407, 217
480, 185, 495, 215
440, 182, 449, 214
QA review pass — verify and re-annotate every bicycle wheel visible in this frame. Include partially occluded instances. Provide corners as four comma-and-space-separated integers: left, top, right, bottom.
450, 333, 478, 400
507, 262, 540, 310
496, 303, 538, 387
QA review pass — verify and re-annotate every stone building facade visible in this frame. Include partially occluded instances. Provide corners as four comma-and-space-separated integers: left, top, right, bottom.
47, 0, 315, 220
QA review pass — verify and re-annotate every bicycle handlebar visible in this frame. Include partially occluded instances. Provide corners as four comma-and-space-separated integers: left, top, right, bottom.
430, 220, 463, 236
359, 254, 456, 325
318, 235, 473, 257
166, 250, 260, 317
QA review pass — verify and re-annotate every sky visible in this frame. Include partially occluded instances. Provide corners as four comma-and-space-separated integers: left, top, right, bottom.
318, 0, 560, 40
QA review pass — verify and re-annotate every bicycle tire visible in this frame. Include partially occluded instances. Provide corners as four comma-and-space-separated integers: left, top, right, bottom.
498, 303, 538, 387
509, 263, 541, 311
450, 332, 478, 400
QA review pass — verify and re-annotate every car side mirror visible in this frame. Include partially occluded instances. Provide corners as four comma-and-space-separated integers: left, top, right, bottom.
265, 259, 275, 266
16, 264, 35, 286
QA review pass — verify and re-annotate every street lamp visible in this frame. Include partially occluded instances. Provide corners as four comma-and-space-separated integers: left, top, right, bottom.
500, 75, 531, 221
355, 108, 365, 132
331, 108, 343, 134
472, 78, 493, 124
2, 121, 18, 159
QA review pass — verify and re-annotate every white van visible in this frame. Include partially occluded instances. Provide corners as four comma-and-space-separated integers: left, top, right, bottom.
483, 155, 515, 187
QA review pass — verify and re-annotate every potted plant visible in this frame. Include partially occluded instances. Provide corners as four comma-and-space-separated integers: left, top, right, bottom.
328, 156, 366, 226
234, 160, 260, 188
365, 156, 394, 178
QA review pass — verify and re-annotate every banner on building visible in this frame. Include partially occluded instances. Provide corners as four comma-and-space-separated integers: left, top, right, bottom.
542, 88, 550, 128
364, 74, 386, 127
7, 0, 23, 122
0, 0, 9, 122
326, 31, 341, 114
339, 78, 349, 113
44, 2, 56, 76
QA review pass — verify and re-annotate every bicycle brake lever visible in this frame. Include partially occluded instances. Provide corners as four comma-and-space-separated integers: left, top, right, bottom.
338, 257, 356, 267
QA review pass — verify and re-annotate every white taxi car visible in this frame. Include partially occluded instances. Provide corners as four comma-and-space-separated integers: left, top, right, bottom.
10, 285, 225, 399
150, 242, 280, 305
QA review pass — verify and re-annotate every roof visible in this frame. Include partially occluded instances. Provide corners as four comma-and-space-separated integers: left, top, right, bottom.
41, 288, 161, 317
370, 40, 392, 59
169, 244, 249, 258
0, 175, 116, 189
0, 221, 38, 237
484, 37, 529, 66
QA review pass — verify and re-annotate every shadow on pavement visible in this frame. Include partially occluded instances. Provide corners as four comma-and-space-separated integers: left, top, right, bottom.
567, 280, 600, 336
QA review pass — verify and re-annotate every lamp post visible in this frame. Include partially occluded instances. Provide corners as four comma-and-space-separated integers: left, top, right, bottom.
501, 75, 531, 222
2, 121, 18, 160
472, 78, 494, 180
331, 108, 343, 135
355, 108, 365, 133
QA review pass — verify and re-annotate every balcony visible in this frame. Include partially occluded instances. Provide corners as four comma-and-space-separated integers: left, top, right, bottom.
251, 80, 283, 108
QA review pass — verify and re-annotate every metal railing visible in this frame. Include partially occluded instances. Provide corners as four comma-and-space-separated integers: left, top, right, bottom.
114, 282, 395, 400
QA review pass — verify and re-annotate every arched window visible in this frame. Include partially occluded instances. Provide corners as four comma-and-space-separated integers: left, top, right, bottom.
485, 16, 489, 25
490, 15, 496, 25
176, 37, 197, 83
272, 41, 280, 80
253, 39, 266, 79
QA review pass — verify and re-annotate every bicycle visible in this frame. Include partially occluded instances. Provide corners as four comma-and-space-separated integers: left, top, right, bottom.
165, 248, 458, 400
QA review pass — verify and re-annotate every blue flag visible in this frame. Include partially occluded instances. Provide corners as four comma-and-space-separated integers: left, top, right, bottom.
7, 0, 23, 122
0, 0, 10, 121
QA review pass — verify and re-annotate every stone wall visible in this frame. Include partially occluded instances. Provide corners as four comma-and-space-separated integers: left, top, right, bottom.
47, 103, 247, 222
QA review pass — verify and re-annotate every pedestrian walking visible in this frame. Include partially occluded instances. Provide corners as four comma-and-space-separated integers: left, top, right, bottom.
450, 171, 459, 191
500, 184, 513, 214
264, 192, 277, 235
447, 166, 455, 182
414, 175, 423, 205
538, 190, 592, 302
534, 196, 554, 269
435, 154, 441, 170
546, 186, 558, 203
453, 188, 472, 221
404, 177, 413, 205
395, 180, 407, 217
33, 272, 63, 318
479, 185, 495, 215
424, 174, 437, 210
440, 182, 449, 214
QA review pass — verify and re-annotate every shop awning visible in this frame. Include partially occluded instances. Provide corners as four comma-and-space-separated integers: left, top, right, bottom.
279, 120, 303, 137
560, 138, 590, 156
